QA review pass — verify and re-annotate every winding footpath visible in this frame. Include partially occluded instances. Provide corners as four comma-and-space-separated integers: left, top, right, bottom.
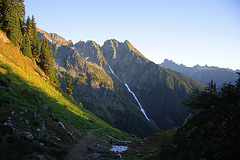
64, 128, 103, 160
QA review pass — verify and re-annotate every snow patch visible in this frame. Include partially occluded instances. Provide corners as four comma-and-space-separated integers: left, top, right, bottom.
71, 47, 76, 49
85, 57, 90, 60
125, 83, 150, 121
82, 53, 84, 55
110, 145, 128, 152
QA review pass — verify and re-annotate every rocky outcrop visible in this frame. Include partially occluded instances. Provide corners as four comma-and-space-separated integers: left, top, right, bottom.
74, 40, 108, 68
37, 28, 72, 46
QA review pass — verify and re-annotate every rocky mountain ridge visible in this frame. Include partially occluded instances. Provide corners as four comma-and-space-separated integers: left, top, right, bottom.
160, 59, 238, 88
37, 29, 206, 137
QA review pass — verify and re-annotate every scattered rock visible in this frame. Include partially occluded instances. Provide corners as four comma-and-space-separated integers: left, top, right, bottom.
49, 115, 59, 122
115, 153, 122, 159
56, 137, 61, 141
92, 153, 101, 158
19, 111, 24, 115
11, 111, 15, 115
88, 143, 110, 153
22, 132, 34, 140
67, 132, 75, 140
43, 104, 52, 112
4, 122, 15, 131
39, 143, 44, 146
25, 119, 29, 125
58, 122, 65, 130
33, 112, 38, 119
107, 135, 119, 143
33, 155, 49, 160
130, 134, 137, 138
136, 154, 143, 157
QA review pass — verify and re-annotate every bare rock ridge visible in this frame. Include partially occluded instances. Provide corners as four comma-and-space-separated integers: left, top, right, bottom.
37, 29, 206, 137
160, 59, 238, 88
37, 28, 72, 46
74, 40, 108, 68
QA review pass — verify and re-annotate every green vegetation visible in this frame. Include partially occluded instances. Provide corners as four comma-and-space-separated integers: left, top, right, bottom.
0, 0, 23, 47
0, 0, 57, 84
66, 73, 74, 96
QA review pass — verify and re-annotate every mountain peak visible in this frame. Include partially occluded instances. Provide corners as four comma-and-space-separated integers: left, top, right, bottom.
37, 28, 71, 46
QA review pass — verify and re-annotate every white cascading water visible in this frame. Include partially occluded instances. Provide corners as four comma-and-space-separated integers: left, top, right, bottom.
108, 64, 150, 121
108, 65, 117, 77
124, 84, 150, 121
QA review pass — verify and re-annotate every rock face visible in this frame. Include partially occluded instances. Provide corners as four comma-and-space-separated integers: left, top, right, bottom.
37, 28, 71, 46
38, 30, 205, 137
74, 40, 108, 68
101, 40, 206, 129
160, 59, 238, 88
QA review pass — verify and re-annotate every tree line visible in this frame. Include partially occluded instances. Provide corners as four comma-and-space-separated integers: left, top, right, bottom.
183, 73, 240, 111
0, 0, 58, 84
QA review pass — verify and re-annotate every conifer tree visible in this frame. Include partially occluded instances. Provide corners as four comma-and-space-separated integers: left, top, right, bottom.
20, 16, 32, 58
66, 73, 74, 96
1, 0, 22, 46
31, 16, 40, 62
39, 37, 58, 84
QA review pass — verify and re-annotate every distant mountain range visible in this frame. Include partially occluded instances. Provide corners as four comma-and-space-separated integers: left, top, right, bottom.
37, 29, 205, 137
160, 59, 239, 88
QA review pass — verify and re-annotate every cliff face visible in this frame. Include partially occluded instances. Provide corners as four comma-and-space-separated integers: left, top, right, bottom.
74, 40, 108, 68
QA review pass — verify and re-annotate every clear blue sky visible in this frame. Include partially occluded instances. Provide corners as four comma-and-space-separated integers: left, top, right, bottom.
25, 0, 240, 70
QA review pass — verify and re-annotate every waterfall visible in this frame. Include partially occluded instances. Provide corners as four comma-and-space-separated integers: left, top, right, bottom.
124, 83, 150, 121
108, 64, 150, 121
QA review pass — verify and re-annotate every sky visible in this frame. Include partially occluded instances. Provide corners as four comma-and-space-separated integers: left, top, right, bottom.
25, 0, 240, 70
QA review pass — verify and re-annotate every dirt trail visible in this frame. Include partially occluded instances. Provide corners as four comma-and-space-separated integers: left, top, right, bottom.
64, 128, 103, 160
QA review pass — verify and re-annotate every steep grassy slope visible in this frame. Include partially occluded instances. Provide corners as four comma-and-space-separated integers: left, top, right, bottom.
0, 30, 132, 159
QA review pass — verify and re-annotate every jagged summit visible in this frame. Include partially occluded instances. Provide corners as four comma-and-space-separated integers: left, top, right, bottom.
37, 28, 72, 46
160, 59, 238, 87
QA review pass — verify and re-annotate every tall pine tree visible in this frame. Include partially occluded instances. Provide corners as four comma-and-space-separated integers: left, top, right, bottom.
30, 16, 40, 62
39, 37, 58, 84
20, 16, 32, 58
1, 0, 22, 46
66, 73, 74, 96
